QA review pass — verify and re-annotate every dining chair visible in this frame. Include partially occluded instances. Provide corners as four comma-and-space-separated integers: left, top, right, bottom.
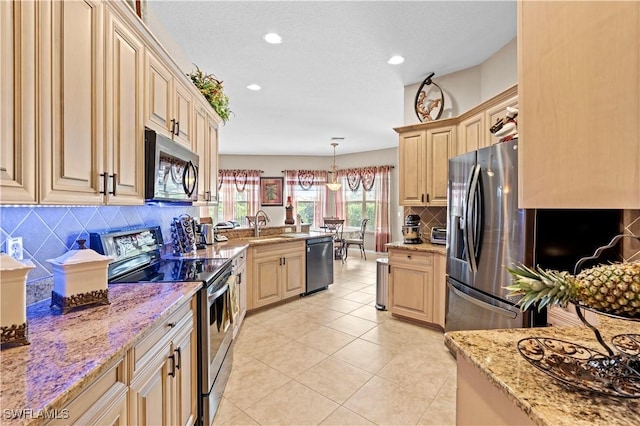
344, 218, 369, 260
246, 215, 267, 227
332, 221, 346, 263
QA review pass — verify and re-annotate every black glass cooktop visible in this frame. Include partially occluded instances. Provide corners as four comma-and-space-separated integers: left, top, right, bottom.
110, 257, 231, 285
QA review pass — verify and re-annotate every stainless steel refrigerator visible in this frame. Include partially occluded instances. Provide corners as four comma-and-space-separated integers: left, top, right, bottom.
445, 139, 620, 332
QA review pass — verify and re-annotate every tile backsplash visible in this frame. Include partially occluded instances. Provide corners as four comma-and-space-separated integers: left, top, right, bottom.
0, 205, 197, 284
403, 206, 447, 239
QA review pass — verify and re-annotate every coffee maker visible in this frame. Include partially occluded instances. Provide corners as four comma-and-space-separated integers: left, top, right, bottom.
402, 214, 422, 244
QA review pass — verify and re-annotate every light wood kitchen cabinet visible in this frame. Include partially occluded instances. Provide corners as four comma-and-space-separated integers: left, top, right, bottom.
547, 304, 598, 328
484, 93, 518, 146
232, 248, 247, 338
518, 1, 640, 208
425, 125, 456, 207
38, 0, 106, 205
0, 1, 37, 204
388, 249, 445, 328
458, 112, 485, 154
104, 7, 145, 205
247, 241, 306, 310
145, 51, 193, 149
46, 357, 129, 426
398, 130, 426, 206
129, 296, 197, 426
194, 101, 221, 204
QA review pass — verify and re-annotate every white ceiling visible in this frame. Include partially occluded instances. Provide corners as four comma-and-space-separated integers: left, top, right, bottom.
147, 0, 517, 156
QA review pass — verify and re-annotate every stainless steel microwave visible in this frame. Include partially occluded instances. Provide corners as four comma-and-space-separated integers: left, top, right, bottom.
145, 128, 199, 203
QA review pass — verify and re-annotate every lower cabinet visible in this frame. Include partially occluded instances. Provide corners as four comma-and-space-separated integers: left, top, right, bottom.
547, 304, 599, 328
247, 241, 306, 310
129, 296, 197, 426
388, 249, 446, 328
232, 249, 247, 338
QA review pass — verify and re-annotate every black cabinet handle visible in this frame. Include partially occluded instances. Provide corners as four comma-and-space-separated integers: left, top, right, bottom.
99, 173, 108, 195
167, 322, 176, 328
170, 119, 177, 137
175, 121, 180, 136
168, 354, 176, 377
174, 347, 182, 370
426, 193, 430, 203
421, 194, 424, 202
109, 173, 117, 196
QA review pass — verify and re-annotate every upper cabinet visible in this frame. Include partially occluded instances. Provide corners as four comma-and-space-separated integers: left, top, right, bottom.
518, 1, 640, 208
398, 130, 426, 206
145, 52, 193, 149
0, 0, 222, 206
193, 101, 220, 204
0, 1, 37, 204
425, 125, 456, 207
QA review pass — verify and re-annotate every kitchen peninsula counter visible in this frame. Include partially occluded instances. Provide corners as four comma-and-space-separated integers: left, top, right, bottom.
0, 281, 201, 425
386, 240, 447, 255
444, 317, 640, 425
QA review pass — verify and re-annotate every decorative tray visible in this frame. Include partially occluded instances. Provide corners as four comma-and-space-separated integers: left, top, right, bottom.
518, 336, 640, 398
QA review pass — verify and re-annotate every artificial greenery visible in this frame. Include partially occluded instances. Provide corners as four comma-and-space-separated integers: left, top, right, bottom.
187, 65, 232, 123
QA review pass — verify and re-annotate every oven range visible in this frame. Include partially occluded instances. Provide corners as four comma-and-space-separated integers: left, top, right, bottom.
90, 226, 236, 426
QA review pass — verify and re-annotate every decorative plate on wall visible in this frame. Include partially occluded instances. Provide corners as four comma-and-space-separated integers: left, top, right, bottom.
414, 72, 444, 122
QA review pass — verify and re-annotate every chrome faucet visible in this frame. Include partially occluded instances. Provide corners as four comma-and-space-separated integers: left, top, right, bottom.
253, 209, 271, 237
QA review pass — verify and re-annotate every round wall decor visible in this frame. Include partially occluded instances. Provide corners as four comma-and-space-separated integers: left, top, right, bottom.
414, 72, 444, 122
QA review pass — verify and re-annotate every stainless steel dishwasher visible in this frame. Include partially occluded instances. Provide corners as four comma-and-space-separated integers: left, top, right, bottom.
304, 236, 334, 295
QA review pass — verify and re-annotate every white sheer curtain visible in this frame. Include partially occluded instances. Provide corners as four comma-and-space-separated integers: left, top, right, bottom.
284, 170, 329, 226
217, 170, 261, 222
373, 166, 391, 251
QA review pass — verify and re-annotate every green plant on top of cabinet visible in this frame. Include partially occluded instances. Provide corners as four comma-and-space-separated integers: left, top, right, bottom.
518, 1, 640, 208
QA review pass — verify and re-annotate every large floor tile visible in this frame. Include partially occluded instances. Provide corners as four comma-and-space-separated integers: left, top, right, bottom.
223, 357, 291, 410
376, 351, 451, 399
295, 325, 356, 355
244, 380, 339, 426
332, 338, 398, 374
343, 376, 433, 425
340, 290, 376, 304
291, 302, 346, 325
212, 398, 242, 425
325, 315, 378, 337
259, 311, 324, 339
348, 305, 391, 323
295, 357, 373, 404
233, 325, 292, 359
319, 406, 375, 425
254, 340, 327, 377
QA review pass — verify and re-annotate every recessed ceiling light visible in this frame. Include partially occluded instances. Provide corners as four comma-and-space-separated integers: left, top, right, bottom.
247, 84, 261, 91
387, 55, 405, 65
263, 33, 283, 44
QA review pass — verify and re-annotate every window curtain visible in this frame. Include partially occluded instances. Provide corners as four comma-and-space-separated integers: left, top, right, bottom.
334, 169, 347, 218
373, 166, 391, 252
284, 170, 329, 225
217, 169, 261, 220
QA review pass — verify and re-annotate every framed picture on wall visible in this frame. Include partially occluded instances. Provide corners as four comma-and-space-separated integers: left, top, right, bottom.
260, 177, 284, 206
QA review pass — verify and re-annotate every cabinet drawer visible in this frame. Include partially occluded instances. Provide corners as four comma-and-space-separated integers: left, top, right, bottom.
252, 241, 304, 258
389, 250, 432, 269
131, 300, 194, 377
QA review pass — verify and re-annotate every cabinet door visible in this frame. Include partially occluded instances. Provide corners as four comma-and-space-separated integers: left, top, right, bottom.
39, 0, 105, 205
253, 256, 282, 308
173, 320, 197, 426
432, 253, 446, 329
282, 252, 305, 299
0, 1, 37, 204
173, 80, 193, 149
398, 130, 427, 206
146, 52, 173, 137
484, 95, 518, 148
389, 264, 433, 323
426, 125, 455, 207
518, 1, 640, 208
105, 10, 144, 205
129, 349, 172, 426
458, 112, 485, 154
193, 104, 208, 203
207, 115, 220, 203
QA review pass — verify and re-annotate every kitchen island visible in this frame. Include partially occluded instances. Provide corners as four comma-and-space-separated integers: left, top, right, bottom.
445, 317, 640, 425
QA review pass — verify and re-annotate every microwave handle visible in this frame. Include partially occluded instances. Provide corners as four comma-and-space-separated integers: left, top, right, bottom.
183, 161, 197, 198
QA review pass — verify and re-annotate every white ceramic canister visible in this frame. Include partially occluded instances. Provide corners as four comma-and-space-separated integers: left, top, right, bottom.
0, 254, 35, 345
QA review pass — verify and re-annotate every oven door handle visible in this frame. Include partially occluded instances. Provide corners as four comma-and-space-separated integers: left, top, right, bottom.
207, 283, 229, 302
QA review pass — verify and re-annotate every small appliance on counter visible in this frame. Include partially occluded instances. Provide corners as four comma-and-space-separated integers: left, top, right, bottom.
47, 239, 112, 314
402, 214, 422, 244
430, 227, 447, 245
0, 254, 34, 347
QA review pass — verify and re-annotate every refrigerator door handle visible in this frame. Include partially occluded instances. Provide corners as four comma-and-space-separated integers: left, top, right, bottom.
465, 164, 481, 272
447, 281, 518, 319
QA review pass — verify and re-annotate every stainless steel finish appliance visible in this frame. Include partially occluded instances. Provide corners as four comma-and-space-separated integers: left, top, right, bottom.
430, 227, 447, 245
304, 236, 334, 295
145, 128, 199, 203
90, 226, 234, 426
445, 139, 620, 332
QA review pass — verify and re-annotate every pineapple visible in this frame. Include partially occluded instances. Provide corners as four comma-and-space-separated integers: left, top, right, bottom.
505, 261, 640, 318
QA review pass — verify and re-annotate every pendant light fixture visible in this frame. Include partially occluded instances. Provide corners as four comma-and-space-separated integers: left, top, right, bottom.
326, 138, 342, 191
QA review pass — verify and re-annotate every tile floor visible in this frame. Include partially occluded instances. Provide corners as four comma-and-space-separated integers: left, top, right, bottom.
214, 255, 457, 425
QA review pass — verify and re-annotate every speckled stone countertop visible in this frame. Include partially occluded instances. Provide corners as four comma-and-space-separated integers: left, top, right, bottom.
0, 281, 201, 426
386, 240, 447, 255
445, 317, 640, 425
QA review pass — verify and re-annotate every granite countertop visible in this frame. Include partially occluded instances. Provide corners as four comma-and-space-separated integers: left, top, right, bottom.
445, 317, 640, 425
0, 281, 202, 426
386, 240, 447, 255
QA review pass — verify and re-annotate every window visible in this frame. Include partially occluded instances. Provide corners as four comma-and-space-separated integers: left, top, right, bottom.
284, 170, 329, 226
214, 170, 261, 225
343, 186, 374, 230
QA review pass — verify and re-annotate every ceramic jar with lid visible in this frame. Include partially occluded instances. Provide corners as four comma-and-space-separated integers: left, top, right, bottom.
47, 241, 112, 314
0, 254, 35, 346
